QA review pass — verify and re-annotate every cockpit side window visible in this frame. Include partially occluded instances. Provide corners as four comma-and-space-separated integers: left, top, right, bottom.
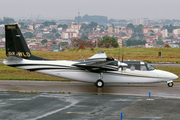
127, 64, 140, 70
146, 63, 155, 70
130, 65, 135, 71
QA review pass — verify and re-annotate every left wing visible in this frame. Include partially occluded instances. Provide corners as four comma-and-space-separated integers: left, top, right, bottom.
73, 60, 118, 72
73, 51, 118, 72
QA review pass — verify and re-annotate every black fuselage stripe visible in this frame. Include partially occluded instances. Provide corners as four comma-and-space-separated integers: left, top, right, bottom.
8, 64, 72, 68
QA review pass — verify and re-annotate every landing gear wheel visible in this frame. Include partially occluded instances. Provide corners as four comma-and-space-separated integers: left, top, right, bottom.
167, 82, 173, 87
95, 79, 104, 88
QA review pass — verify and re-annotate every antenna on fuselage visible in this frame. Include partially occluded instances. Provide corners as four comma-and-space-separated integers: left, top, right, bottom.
122, 39, 124, 62
111, 54, 114, 58
80, 54, 85, 61
118, 44, 120, 61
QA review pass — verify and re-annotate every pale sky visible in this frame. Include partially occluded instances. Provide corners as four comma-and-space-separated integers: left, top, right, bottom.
0, 0, 179, 20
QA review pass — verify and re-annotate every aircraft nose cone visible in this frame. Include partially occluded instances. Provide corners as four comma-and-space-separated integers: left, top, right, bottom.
165, 72, 178, 80
172, 74, 178, 80
156, 70, 178, 80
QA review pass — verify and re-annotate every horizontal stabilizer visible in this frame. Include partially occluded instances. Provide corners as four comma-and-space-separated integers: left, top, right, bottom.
5, 55, 22, 61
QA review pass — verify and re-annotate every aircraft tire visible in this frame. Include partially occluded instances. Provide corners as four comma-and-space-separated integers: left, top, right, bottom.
167, 82, 173, 87
95, 79, 104, 88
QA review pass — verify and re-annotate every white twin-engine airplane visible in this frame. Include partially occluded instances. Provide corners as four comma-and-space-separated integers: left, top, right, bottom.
3, 24, 178, 88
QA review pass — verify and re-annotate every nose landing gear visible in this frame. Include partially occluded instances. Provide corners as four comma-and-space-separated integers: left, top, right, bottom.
167, 81, 173, 87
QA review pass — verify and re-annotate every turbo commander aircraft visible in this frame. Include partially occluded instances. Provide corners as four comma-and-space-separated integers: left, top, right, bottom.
3, 24, 178, 88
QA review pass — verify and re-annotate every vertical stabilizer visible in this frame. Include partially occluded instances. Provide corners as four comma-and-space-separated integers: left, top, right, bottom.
5, 24, 47, 60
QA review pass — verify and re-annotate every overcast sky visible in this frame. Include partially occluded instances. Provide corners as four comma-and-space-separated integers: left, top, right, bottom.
0, 0, 179, 20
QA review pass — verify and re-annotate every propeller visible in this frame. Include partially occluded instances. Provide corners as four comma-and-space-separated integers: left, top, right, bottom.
117, 39, 126, 70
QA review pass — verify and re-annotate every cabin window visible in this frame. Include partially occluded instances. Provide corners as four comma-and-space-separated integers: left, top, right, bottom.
130, 65, 135, 71
140, 65, 147, 71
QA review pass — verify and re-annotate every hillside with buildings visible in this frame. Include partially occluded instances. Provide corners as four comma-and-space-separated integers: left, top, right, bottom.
0, 16, 180, 51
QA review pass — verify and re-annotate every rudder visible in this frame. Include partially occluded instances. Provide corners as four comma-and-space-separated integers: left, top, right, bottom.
5, 24, 48, 60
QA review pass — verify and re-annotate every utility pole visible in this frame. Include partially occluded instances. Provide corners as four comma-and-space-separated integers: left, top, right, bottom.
37, 14, 41, 22
78, 12, 80, 36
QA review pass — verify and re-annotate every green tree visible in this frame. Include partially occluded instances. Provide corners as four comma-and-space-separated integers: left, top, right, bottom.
0, 34, 5, 38
154, 26, 160, 27
81, 35, 89, 40
100, 29, 104, 33
149, 30, 155, 36
121, 32, 126, 36
89, 21, 98, 28
127, 23, 135, 30
0, 21, 3, 25
80, 23, 90, 30
39, 25, 44, 29
41, 39, 48, 45
98, 36, 118, 48
42, 21, 56, 27
53, 41, 56, 44
52, 29, 57, 33
138, 34, 145, 39
55, 33, 61, 38
126, 39, 146, 46
19, 22, 28, 29
19, 22, 25, 27
58, 24, 68, 29
3, 17, 15, 24
136, 24, 143, 33
59, 42, 68, 47
47, 34, 55, 40
24, 32, 34, 38
156, 40, 164, 45
166, 36, 174, 39
162, 24, 177, 33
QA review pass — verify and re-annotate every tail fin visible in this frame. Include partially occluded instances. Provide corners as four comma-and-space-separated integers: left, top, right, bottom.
5, 24, 47, 60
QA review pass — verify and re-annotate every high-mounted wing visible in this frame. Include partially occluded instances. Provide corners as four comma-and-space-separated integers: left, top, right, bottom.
73, 51, 119, 72
73, 60, 118, 71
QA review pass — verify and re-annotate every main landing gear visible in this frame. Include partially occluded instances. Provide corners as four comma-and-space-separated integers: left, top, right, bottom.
167, 81, 173, 87
95, 79, 104, 88
95, 73, 104, 88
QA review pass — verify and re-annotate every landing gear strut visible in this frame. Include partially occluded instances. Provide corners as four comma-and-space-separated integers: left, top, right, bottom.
167, 80, 173, 87
95, 79, 104, 88
167, 82, 173, 87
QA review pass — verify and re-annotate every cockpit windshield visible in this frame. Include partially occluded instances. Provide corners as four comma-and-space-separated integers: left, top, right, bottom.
146, 63, 155, 70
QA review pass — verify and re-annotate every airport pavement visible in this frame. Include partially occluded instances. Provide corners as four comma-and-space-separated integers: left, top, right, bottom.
1, 80, 180, 119
0, 80, 180, 98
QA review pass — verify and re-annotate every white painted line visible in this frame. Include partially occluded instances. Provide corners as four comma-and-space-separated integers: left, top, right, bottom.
30, 98, 78, 120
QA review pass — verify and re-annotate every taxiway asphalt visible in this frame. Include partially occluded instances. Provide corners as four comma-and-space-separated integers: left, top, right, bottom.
1, 80, 180, 119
